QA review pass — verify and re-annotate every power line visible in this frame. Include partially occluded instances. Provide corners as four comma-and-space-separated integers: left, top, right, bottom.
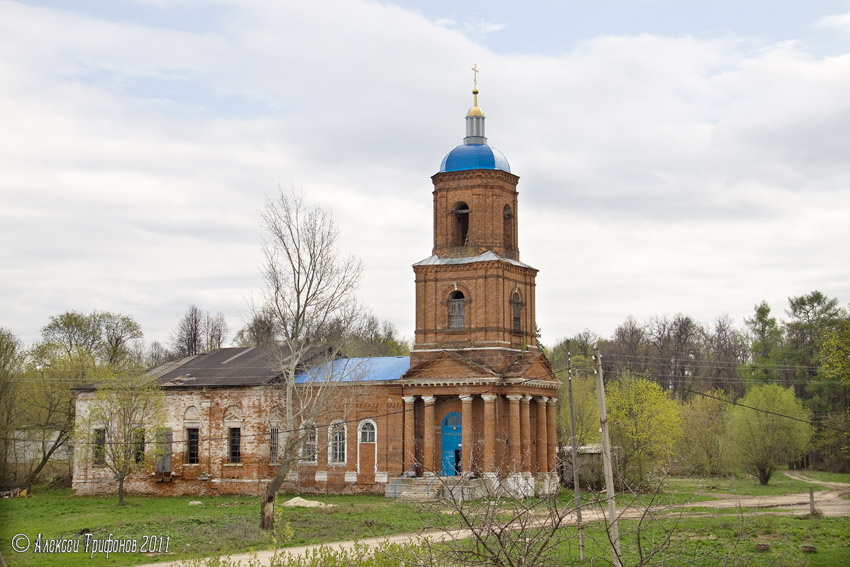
680, 387, 847, 433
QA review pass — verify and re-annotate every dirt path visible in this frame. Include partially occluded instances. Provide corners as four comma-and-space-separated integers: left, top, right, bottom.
138, 472, 850, 567
667, 471, 850, 517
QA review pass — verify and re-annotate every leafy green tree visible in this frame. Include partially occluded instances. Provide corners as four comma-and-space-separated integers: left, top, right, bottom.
742, 300, 785, 381
0, 328, 24, 485
783, 291, 847, 418
821, 318, 850, 390
19, 311, 144, 487
677, 390, 729, 476
725, 384, 814, 485
74, 369, 165, 505
607, 376, 681, 487
343, 315, 410, 357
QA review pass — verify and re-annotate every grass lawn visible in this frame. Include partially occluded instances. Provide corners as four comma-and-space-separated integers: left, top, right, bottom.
2, 472, 848, 567
662, 473, 825, 497
0, 489, 424, 567
550, 515, 850, 566
799, 470, 850, 484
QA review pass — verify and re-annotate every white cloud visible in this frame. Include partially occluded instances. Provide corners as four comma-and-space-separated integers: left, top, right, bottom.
815, 11, 850, 32
0, 0, 848, 350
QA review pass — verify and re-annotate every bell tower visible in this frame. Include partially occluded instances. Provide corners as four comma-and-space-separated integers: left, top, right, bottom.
411, 82, 539, 370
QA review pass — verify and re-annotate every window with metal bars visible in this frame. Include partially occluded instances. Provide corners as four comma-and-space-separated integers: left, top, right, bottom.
228, 427, 241, 464
186, 428, 199, 464
269, 427, 280, 465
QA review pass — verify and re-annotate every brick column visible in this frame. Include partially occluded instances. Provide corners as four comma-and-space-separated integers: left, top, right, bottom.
547, 397, 559, 472
507, 395, 523, 472
520, 395, 532, 473
402, 395, 416, 473
536, 397, 549, 473
481, 394, 497, 474
422, 396, 436, 474
460, 395, 473, 474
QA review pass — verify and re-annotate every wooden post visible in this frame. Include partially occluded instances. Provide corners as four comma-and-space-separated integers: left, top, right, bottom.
567, 353, 585, 560
595, 351, 621, 567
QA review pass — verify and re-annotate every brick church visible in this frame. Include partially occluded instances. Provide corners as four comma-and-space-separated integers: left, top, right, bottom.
72, 84, 561, 497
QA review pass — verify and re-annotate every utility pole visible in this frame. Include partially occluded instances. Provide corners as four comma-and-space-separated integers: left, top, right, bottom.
567, 352, 585, 560
595, 350, 621, 567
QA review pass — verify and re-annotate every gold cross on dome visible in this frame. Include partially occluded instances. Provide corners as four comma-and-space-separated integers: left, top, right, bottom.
471, 64, 479, 90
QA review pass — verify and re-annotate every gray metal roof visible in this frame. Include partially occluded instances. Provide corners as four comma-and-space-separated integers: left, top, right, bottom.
157, 347, 282, 388
152, 348, 410, 389
413, 250, 534, 269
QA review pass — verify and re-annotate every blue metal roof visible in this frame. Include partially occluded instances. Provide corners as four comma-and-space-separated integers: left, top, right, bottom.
294, 356, 410, 383
439, 144, 511, 173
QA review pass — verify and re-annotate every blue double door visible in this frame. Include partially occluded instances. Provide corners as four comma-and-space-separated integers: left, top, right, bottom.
440, 412, 462, 476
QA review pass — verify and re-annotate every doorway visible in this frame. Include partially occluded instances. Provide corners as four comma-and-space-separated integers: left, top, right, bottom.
441, 412, 462, 476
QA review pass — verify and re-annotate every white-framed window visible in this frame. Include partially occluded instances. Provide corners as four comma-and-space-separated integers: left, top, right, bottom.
329, 421, 346, 464
300, 422, 317, 462
359, 420, 376, 443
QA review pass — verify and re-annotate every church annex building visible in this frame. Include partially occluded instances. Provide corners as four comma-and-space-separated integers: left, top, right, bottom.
72, 86, 561, 497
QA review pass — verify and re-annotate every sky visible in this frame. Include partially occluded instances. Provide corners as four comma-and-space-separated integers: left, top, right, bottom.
1, 0, 849, 351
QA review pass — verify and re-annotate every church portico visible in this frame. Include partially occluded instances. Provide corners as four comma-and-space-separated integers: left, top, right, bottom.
397, 389, 558, 482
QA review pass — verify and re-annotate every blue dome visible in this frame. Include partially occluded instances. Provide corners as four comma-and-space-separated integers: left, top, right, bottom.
439, 143, 511, 173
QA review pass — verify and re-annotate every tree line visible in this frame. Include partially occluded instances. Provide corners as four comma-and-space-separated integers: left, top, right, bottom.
551, 290, 850, 487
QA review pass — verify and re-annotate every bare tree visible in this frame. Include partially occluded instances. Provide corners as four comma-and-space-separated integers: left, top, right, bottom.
233, 308, 279, 347
171, 304, 204, 356
202, 311, 229, 351
144, 340, 174, 368
170, 305, 229, 356
258, 189, 363, 530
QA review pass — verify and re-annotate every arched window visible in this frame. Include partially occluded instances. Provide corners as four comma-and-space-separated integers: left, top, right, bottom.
511, 292, 522, 333
359, 421, 376, 443
329, 422, 346, 464
503, 205, 513, 249
223, 405, 243, 464
269, 409, 283, 466
451, 202, 470, 246
448, 290, 465, 328
300, 422, 317, 462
